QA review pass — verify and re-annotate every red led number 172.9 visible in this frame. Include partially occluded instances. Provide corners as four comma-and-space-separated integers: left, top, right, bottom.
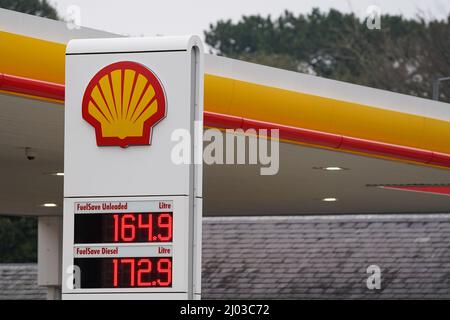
112, 258, 172, 287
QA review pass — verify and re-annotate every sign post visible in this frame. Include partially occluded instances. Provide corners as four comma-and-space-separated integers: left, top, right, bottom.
62, 36, 203, 299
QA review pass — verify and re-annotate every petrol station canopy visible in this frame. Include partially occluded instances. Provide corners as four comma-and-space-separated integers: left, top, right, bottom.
1, 8, 450, 217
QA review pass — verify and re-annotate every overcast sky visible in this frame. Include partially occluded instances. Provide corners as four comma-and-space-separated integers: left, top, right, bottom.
50, 0, 450, 38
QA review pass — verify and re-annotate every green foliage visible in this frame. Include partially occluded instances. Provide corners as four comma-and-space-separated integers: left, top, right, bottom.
205, 9, 450, 102
0, 0, 59, 20
0, 216, 37, 263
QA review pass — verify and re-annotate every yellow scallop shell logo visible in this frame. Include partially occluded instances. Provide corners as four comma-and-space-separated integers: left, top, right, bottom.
82, 61, 166, 147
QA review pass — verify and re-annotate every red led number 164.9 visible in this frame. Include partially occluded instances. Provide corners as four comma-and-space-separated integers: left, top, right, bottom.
74, 212, 173, 244
112, 213, 173, 243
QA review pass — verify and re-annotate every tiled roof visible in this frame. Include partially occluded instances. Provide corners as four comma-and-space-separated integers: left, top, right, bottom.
0, 264, 45, 300
1, 214, 450, 299
202, 214, 450, 299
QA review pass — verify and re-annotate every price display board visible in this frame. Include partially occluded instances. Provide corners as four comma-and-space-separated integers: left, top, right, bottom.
67, 199, 186, 293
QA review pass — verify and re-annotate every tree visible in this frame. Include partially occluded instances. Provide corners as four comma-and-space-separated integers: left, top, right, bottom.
0, 0, 59, 20
205, 9, 450, 102
0, 216, 37, 263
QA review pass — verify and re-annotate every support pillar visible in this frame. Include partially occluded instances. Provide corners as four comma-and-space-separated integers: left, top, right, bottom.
38, 216, 62, 300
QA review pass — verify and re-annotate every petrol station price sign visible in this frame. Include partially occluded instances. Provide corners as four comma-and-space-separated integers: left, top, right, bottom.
63, 36, 203, 299
72, 200, 174, 289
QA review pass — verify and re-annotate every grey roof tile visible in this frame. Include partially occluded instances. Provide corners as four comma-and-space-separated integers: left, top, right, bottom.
0, 264, 46, 300
202, 214, 450, 299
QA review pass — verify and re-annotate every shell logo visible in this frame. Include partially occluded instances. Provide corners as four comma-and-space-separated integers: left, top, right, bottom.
82, 61, 167, 147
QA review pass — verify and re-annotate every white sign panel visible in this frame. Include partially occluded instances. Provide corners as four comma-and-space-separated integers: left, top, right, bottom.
62, 36, 203, 300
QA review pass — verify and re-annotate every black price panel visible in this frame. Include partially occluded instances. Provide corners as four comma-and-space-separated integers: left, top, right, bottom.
74, 212, 173, 244
74, 257, 172, 288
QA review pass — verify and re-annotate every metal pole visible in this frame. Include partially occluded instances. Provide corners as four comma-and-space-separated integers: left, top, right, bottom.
433, 78, 439, 100
432, 76, 450, 101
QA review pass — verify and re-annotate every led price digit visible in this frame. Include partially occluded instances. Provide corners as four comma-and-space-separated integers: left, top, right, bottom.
111, 213, 173, 243
112, 258, 172, 287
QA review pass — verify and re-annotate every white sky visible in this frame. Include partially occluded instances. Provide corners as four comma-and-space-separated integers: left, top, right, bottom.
50, 0, 450, 38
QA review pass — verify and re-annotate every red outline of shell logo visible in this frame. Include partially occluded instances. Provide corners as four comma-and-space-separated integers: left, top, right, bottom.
82, 61, 167, 148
